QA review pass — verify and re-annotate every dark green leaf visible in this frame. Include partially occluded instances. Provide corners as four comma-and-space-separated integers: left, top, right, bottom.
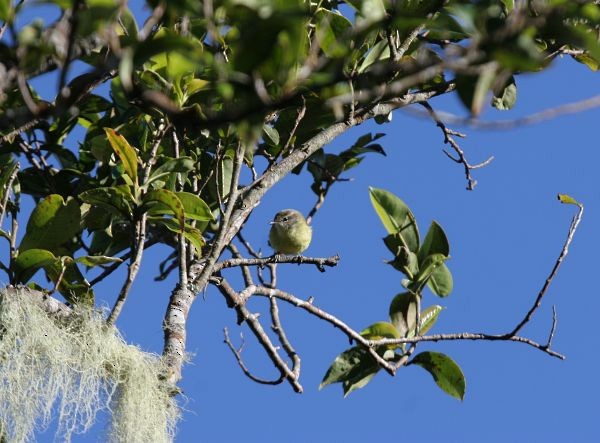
19, 195, 81, 252
79, 186, 135, 218
491, 76, 517, 111
418, 221, 450, 263
389, 292, 418, 337
411, 351, 466, 400
320, 347, 367, 389
427, 262, 453, 297
147, 157, 195, 186
143, 189, 185, 231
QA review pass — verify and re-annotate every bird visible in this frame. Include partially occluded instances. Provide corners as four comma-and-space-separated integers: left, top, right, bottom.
268, 209, 312, 255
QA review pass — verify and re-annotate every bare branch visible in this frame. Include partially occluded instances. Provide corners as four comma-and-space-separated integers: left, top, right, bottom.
510, 200, 584, 336
269, 297, 301, 379
215, 254, 340, 273
214, 278, 303, 392
223, 328, 285, 386
421, 102, 494, 190
403, 93, 600, 130
0, 163, 19, 229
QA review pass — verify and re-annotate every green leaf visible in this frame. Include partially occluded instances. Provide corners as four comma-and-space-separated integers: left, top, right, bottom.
263, 124, 280, 146
147, 157, 195, 186
419, 305, 443, 335
573, 53, 599, 71
0, 0, 12, 22
491, 76, 517, 111
13, 248, 57, 283
104, 127, 138, 184
358, 38, 390, 73
149, 217, 205, 254
143, 189, 185, 231
411, 351, 466, 400
415, 254, 448, 283
320, 346, 379, 395
427, 262, 453, 297
456, 67, 496, 116
360, 321, 401, 341
557, 193, 580, 206
369, 186, 419, 252
385, 242, 419, 278
500, 0, 514, 13
418, 221, 450, 263
173, 192, 214, 222
20, 195, 81, 252
342, 359, 379, 397
79, 186, 135, 218
389, 292, 418, 337
315, 8, 352, 58
75, 255, 123, 267
0, 162, 18, 201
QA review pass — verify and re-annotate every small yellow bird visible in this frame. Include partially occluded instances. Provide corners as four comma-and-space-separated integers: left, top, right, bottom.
269, 209, 312, 255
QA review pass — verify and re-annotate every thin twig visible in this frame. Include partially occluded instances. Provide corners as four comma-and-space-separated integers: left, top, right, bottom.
269, 297, 301, 379
421, 102, 493, 190
106, 215, 147, 325
403, 93, 600, 130
57, 1, 83, 97
223, 328, 285, 385
0, 163, 19, 229
215, 278, 303, 392
510, 201, 584, 336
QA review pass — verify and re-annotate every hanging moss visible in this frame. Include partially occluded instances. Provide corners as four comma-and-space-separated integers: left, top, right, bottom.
0, 288, 180, 442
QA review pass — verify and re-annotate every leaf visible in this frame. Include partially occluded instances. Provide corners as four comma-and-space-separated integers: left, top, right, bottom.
427, 262, 453, 297
13, 248, 57, 283
415, 253, 448, 287
147, 157, 195, 186
171, 192, 214, 222
320, 346, 379, 395
315, 8, 352, 58
557, 193, 580, 206
456, 67, 496, 116
388, 292, 418, 337
573, 53, 599, 71
143, 189, 185, 231
342, 358, 379, 397
79, 186, 135, 218
491, 76, 517, 111
419, 305, 443, 335
104, 127, 138, 184
75, 255, 123, 267
369, 186, 419, 252
411, 351, 466, 400
418, 221, 450, 263
0, 0, 12, 22
263, 124, 280, 146
385, 242, 419, 278
149, 217, 205, 253
358, 38, 390, 73
19, 195, 81, 252
360, 321, 401, 342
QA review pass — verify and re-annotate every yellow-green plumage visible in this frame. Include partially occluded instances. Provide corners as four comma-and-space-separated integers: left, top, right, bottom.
269, 209, 312, 255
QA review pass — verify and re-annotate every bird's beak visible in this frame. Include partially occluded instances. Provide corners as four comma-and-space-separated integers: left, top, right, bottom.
269, 221, 275, 225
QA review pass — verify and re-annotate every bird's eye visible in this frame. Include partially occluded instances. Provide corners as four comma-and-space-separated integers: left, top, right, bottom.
282, 217, 288, 222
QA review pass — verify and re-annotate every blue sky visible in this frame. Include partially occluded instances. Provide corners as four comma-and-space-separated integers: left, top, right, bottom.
7, 2, 600, 442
